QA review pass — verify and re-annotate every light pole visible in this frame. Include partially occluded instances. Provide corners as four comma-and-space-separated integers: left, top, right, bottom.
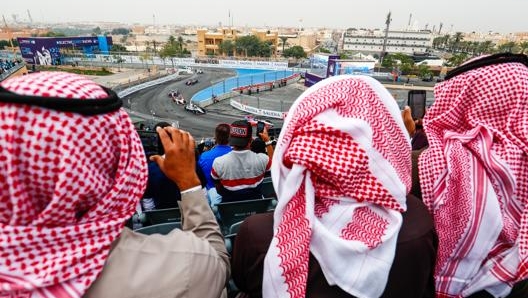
379, 11, 392, 72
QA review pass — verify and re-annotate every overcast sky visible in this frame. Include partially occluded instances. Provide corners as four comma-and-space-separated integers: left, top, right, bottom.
5, 0, 527, 33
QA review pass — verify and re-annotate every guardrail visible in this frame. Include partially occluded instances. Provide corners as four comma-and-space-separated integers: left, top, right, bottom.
0, 63, 25, 81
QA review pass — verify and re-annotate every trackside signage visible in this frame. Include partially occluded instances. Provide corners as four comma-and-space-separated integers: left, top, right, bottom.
230, 100, 286, 119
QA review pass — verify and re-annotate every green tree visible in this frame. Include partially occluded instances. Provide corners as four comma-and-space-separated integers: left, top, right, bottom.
451, 32, 464, 53
478, 40, 494, 55
382, 53, 414, 71
518, 41, 528, 54
446, 53, 469, 67
111, 28, 131, 35
283, 46, 306, 59
40, 31, 66, 37
279, 36, 289, 53
159, 42, 178, 68
318, 47, 331, 53
418, 63, 433, 79
110, 44, 128, 53
177, 36, 184, 52
497, 41, 517, 53
219, 40, 235, 56
92, 27, 102, 36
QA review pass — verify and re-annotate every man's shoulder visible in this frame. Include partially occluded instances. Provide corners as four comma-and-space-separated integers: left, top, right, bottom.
212, 150, 235, 165
201, 146, 232, 160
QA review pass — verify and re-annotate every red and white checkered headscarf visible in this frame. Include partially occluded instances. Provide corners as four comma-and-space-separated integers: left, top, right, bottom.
0, 72, 147, 297
263, 75, 411, 297
419, 59, 528, 297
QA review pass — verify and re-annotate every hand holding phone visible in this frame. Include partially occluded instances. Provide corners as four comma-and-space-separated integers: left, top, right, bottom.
256, 121, 265, 137
407, 90, 427, 119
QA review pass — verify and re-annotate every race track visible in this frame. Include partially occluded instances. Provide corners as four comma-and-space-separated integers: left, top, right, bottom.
122, 68, 281, 139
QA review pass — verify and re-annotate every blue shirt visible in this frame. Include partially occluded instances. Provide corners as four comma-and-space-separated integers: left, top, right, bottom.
198, 144, 232, 189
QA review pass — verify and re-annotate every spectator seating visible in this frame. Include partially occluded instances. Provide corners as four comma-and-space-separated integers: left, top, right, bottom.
143, 207, 182, 226
216, 198, 274, 234
135, 222, 182, 235
260, 177, 276, 199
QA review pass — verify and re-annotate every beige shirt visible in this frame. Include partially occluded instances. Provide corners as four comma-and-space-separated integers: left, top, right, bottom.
85, 189, 230, 298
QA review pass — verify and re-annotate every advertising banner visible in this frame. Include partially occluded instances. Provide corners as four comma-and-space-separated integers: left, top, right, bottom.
304, 72, 325, 87
17, 36, 113, 65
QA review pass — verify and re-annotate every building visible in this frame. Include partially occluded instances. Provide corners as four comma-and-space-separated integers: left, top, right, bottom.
196, 28, 278, 57
342, 28, 433, 55
278, 31, 317, 55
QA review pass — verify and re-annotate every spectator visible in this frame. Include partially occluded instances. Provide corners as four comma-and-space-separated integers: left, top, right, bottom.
211, 120, 274, 203
418, 53, 528, 297
0, 72, 229, 298
143, 122, 181, 209
250, 137, 267, 155
232, 75, 437, 297
198, 123, 232, 207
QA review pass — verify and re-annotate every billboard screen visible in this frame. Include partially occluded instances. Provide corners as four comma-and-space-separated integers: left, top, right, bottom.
304, 72, 325, 87
17, 36, 113, 65
332, 60, 376, 76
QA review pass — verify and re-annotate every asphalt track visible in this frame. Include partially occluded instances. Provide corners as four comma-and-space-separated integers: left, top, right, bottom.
121, 68, 282, 139
122, 68, 435, 139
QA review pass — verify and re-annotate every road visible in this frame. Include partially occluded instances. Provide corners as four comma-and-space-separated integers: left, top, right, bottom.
122, 68, 435, 139
122, 68, 274, 139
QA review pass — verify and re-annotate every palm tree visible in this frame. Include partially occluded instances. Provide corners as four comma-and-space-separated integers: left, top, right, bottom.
451, 32, 463, 53
478, 40, 494, 55
279, 36, 289, 54
177, 36, 184, 52
498, 41, 517, 53
518, 41, 528, 54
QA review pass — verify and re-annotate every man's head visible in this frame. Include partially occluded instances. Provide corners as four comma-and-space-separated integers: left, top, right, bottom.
263, 75, 411, 297
0, 71, 147, 295
417, 53, 528, 296
215, 123, 230, 145
229, 120, 252, 150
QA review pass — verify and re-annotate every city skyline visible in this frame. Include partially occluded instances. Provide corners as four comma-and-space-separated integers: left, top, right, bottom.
4, 0, 528, 34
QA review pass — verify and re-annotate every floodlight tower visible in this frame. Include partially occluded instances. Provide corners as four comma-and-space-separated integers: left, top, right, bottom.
379, 11, 392, 66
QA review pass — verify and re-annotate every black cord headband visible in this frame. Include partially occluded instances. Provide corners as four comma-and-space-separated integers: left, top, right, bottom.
0, 85, 122, 115
445, 52, 528, 81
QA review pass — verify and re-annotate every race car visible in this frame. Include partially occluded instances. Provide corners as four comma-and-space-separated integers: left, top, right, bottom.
185, 79, 199, 86
244, 115, 274, 128
171, 95, 186, 105
168, 89, 180, 97
184, 102, 206, 114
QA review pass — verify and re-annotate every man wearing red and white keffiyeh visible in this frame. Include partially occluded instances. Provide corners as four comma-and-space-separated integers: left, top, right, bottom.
419, 55, 528, 297
0, 72, 147, 297
263, 75, 412, 298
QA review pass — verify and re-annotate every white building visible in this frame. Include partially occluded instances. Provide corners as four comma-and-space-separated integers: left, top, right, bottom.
342, 28, 433, 55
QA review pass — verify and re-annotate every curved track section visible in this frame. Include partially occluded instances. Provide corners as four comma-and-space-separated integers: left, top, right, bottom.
122, 68, 279, 139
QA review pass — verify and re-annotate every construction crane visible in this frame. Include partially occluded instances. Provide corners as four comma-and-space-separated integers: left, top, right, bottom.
27, 10, 33, 24
2, 15, 14, 48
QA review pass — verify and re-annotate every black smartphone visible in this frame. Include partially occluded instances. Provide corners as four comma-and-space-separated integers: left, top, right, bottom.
408, 90, 427, 119
256, 121, 265, 137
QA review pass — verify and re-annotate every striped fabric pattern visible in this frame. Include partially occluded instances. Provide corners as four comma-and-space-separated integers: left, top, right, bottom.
263, 75, 411, 298
419, 60, 528, 297
211, 150, 270, 192
0, 72, 147, 298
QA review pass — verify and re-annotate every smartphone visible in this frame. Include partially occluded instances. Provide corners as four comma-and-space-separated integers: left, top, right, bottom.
408, 90, 427, 119
256, 121, 265, 137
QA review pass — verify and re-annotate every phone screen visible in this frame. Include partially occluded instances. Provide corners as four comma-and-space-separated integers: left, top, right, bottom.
407, 90, 427, 119
256, 121, 265, 136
